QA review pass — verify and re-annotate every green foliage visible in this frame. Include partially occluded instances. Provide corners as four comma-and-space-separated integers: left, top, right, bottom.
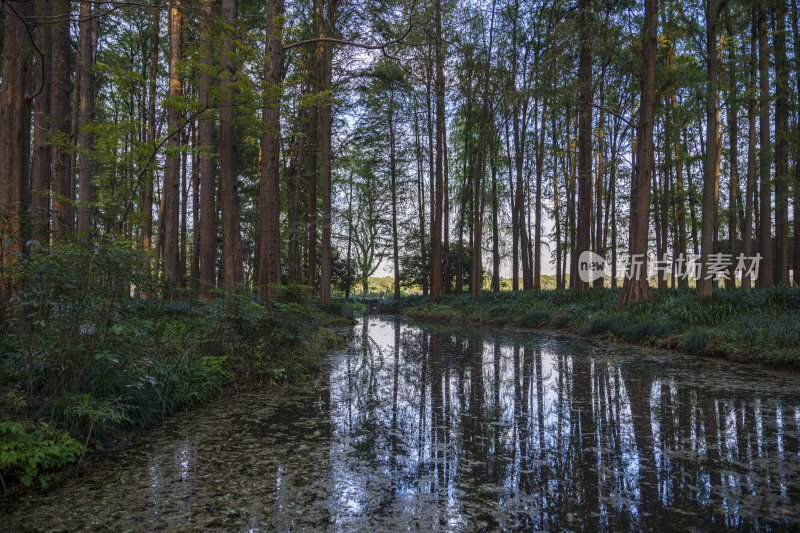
396, 286, 800, 367
319, 298, 367, 319
0, 241, 346, 487
0, 422, 85, 489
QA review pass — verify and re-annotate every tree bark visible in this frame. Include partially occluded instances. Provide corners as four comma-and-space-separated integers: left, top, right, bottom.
0, 0, 34, 303
757, 0, 773, 287
76, 0, 95, 239
257, 0, 284, 297
773, 0, 788, 285
50, 0, 73, 240
430, 0, 446, 301
574, 0, 592, 294
698, 0, 719, 300
162, 0, 182, 287
743, 5, 757, 289
31, 4, 52, 246
219, 0, 245, 288
319, 0, 335, 303
619, 0, 657, 307
197, 0, 216, 295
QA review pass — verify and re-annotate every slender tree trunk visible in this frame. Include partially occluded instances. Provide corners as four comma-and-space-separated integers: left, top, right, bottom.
774, 0, 789, 284
219, 0, 244, 288
162, 0, 182, 287
574, 0, 592, 293
143, 0, 161, 270
319, 0, 335, 304
792, 1, 800, 285
389, 84, 400, 299
535, 96, 547, 290
50, 0, 73, 240
0, 0, 34, 302
619, 0, 657, 306
725, 13, 739, 288
431, 0, 446, 301
414, 105, 428, 295
491, 138, 500, 292
31, 7, 52, 246
757, 0, 773, 287
76, 0, 95, 239
743, 6, 757, 289
257, 0, 284, 297
287, 131, 302, 284
197, 0, 216, 295
698, 0, 719, 300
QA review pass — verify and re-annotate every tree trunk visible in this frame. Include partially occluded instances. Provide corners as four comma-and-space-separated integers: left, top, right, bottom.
574, 0, 592, 294
430, 0, 446, 301
0, 0, 34, 303
743, 5, 757, 289
76, 0, 95, 239
491, 138, 500, 292
162, 0, 182, 287
257, 0, 284, 297
219, 0, 245, 288
144, 0, 161, 274
757, 0, 773, 287
50, 0, 73, 240
31, 5, 52, 246
698, 0, 719, 300
196, 0, 216, 295
619, 0, 657, 307
725, 12, 739, 288
773, 0, 788, 285
389, 84, 400, 299
318, 0, 335, 304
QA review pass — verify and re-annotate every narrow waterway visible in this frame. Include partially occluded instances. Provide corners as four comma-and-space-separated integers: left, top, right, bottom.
4, 316, 800, 531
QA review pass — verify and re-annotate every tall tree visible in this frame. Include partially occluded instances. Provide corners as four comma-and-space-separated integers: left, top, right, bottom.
257, 0, 284, 297
197, 0, 216, 295
0, 0, 34, 302
619, 0, 657, 306
430, 0, 446, 300
219, 0, 245, 288
773, 0, 789, 284
31, 4, 52, 246
756, 0, 773, 287
162, 0, 183, 286
573, 0, 592, 293
50, 0, 73, 239
76, 0, 95, 239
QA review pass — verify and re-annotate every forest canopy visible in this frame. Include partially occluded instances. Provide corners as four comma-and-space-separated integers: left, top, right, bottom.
1, 0, 799, 304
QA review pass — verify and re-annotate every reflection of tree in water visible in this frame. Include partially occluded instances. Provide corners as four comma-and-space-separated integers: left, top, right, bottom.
327, 318, 800, 530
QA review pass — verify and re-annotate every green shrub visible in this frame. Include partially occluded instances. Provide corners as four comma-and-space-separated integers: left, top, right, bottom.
0, 421, 85, 489
520, 309, 551, 328
681, 327, 712, 353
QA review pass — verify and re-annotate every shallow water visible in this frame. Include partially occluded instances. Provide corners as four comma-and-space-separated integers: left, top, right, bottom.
3, 316, 800, 531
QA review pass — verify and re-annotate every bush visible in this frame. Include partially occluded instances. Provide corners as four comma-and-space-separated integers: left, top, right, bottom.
681, 327, 712, 353
0, 421, 85, 489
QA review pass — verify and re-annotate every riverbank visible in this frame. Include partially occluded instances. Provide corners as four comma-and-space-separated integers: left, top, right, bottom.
385, 286, 800, 370
0, 244, 364, 492
1, 294, 354, 494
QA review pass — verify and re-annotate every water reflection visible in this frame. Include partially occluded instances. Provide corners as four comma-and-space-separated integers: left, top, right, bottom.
3, 316, 799, 531
325, 317, 800, 530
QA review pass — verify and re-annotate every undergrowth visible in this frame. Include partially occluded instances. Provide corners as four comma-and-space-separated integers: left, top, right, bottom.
394, 286, 800, 368
0, 241, 352, 490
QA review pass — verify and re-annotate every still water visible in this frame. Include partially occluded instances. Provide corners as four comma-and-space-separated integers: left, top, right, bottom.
3, 316, 800, 531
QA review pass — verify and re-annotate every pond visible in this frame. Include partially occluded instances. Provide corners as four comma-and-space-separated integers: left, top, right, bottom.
3, 316, 800, 531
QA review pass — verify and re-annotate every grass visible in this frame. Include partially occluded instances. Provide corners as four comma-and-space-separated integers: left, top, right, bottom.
391, 286, 800, 369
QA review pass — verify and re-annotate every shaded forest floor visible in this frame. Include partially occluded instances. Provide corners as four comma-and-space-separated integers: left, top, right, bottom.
385, 287, 800, 370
